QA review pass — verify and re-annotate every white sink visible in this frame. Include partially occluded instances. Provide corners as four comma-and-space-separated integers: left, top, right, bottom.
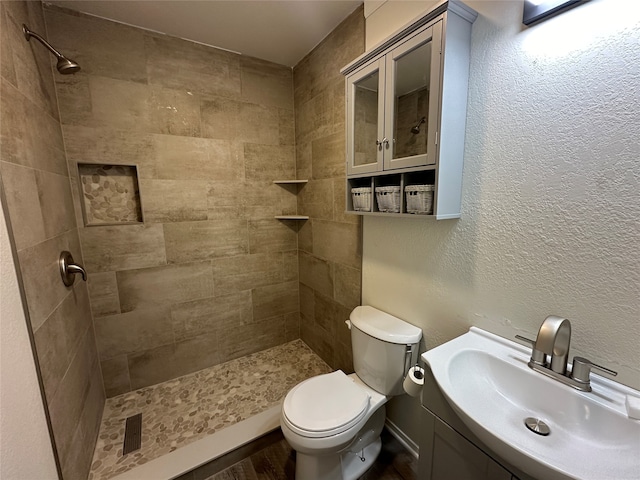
422, 327, 640, 480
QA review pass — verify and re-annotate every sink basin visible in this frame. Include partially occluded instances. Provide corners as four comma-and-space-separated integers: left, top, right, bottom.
422, 327, 640, 480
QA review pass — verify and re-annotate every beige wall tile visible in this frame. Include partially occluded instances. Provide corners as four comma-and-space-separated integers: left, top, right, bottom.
3, 2, 58, 117
63, 126, 157, 179
311, 132, 345, 180
236, 102, 280, 145
298, 178, 334, 220
244, 144, 295, 182
314, 290, 352, 338
164, 219, 248, 263
33, 283, 92, 401
145, 35, 241, 99
279, 109, 295, 146
1, 4, 17, 86
333, 178, 360, 224
312, 219, 361, 268
248, 219, 297, 254
218, 315, 285, 362
154, 135, 240, 181
284, 312, 300, 342
334, 263, 362, 310
87, 271, 120, 317
200, 96, 240, 141
0, 162, 46, 250
252, 281, 298, 321
140, 179, 208, 223
298, 220, 313, 254
1, 79, 67, 175
47, 328, 98, 474
240, 56, 293, 110
94, 306, 174, 360
80, 223, 167, 272
35, 170, 77, 238
86, 76, 202, 137
295, 90, 334, 146
283, 251, 298, 282
295, 141, 312, 181
44, 6, 147, 84
127, 332, 220, 389
17, 229, 82, 330
298, 251, 333, 298
117, 261, 214, 313
299, 283, 315, 321
171, 291, 252, 342
300, 319, 333, 367
101, 356, 131, 398
212, 253, 283, 295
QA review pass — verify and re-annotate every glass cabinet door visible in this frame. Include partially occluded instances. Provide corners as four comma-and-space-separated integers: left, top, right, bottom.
347, 59, 385, 175
384, 22, 442, 170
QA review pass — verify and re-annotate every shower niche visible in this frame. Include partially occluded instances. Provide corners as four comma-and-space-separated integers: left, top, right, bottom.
341, 0, 477, 219
77, 163, 144, 226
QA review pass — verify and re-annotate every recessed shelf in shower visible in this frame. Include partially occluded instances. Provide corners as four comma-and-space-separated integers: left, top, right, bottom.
77, 163, 143, 226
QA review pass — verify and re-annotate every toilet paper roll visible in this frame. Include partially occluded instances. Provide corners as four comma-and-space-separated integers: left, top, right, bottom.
403, 366, 425, 397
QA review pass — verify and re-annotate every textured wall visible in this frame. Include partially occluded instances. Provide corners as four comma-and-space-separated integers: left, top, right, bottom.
0, 2, 105, 479
294, 6, 365, 372
43, 5, 300, 397
1, 203, 58, 480
363, 0, 640, 440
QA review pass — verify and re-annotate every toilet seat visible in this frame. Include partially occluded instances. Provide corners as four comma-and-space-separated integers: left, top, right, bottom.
282, 370, 370, 438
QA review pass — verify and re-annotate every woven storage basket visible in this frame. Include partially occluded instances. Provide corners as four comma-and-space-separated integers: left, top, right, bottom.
375, 186, 401, 213
351, 187, 372, 212
405, 185, 434, 214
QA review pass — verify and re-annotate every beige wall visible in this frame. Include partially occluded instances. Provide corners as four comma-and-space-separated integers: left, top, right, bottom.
0, 2, 105, 479
294, 6, 365, 372
42, 5, 300, 396
363, 0, 640, 442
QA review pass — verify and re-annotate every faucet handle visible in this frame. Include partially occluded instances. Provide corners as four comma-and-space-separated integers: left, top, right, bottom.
515, 335, 546, 366
571, 356, 618, 385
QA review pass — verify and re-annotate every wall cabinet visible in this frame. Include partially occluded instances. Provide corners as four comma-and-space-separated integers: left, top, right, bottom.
341, 0, 477, 219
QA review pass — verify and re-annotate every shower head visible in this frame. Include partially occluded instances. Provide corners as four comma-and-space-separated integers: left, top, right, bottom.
411, 117, 426, 134
23, 24, 81, 75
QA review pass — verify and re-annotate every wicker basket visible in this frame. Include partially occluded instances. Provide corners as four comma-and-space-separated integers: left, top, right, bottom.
351, 187, 372, 212
405, 185, 434, 214
375, 186, 401, 213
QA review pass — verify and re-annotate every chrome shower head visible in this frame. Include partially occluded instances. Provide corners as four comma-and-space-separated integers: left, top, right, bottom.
23, 24, 81, 75
411, 117, 426, 134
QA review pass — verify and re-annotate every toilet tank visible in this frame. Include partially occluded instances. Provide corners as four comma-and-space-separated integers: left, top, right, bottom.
349, 306, 422, 396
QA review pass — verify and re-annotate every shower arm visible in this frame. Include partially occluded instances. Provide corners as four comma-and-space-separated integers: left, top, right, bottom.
23, 25, 65, 60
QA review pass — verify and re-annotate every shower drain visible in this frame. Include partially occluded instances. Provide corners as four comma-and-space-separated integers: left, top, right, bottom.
524, 417, 550, 436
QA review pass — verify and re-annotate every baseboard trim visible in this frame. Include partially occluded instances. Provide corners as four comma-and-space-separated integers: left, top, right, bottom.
385, 418, 419, 459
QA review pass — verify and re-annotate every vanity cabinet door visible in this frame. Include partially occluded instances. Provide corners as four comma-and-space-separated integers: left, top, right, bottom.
419, 407, 512, 480
346, 59, 385, 176
384, 21, 442, 171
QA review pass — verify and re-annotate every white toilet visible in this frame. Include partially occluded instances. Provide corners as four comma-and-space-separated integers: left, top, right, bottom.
280, 306, 422, 480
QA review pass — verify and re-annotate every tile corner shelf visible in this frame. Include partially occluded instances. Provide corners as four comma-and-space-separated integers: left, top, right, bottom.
77, 163, 143, 227
341, 0, 477, 219
275, 215, 309, 221
273, 179, 308, 185
274, 180, 308, 221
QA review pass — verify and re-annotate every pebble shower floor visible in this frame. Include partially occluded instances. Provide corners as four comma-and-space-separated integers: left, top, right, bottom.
89, 340, 331, 480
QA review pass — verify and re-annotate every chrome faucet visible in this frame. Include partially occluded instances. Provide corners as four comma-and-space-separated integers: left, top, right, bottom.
516, 315, 617, 392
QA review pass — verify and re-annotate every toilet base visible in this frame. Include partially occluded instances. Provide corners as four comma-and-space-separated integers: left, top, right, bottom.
295, 437, 382, 480
342, 437, 382, 480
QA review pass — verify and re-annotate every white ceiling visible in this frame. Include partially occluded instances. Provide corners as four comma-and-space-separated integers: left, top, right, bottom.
47, 0, 363, 67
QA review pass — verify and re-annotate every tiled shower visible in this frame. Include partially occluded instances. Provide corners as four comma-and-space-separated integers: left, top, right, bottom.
0, 1, 364, 479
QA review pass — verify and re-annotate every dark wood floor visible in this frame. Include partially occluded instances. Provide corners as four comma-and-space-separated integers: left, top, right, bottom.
203, 429, 418, 480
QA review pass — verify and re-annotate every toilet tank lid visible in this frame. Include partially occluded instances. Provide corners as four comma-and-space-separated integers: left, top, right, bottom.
350, 306, 422, 344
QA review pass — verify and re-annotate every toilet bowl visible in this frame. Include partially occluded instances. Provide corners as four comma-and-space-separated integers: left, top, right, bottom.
280, 371, 388, 480
280, 306, 422, 480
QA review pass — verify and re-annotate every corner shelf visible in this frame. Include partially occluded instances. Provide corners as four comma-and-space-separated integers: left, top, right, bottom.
275, 215, 309, 221
273, 179, 309, 221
